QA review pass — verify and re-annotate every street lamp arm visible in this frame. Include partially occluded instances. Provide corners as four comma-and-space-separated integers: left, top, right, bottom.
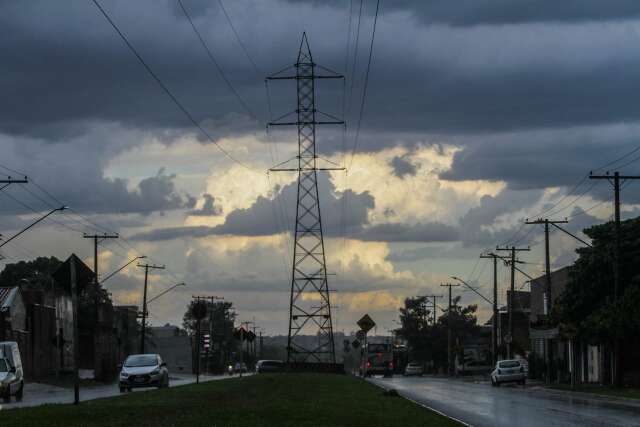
147, 282, 186, 304
451, 276, 493, 306
102, 256, 147, 284
0, 206, 66, 248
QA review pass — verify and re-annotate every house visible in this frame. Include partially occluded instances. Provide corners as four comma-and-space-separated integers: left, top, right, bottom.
148, 324, 192, 373
0, 287, 27, 339
529, 266, 603, 384
493, 290, 531, 358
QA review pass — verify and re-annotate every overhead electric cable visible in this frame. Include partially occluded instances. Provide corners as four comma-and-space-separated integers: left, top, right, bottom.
91, 0, 254, 171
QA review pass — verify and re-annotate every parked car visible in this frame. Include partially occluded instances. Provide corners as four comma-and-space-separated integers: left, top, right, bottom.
403, 362, 424, 376
491, 359, 526, 387
119, 354, 169, 392
256, 360, 284, 373
0, 341, 24, 402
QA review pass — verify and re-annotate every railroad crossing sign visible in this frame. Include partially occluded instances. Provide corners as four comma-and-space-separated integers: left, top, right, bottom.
357, 314, 376, 333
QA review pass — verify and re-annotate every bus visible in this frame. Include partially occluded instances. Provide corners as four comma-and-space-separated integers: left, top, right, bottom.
362, 342, 393, 377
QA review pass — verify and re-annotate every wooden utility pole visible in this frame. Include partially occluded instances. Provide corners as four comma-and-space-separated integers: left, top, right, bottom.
83, 233, 119, 287
70, 257, 80, 405
137, 263, 165, 353
440, 283, 459, 376
480, 253, 500, 365
589, 171, 640, 386
418, 294, 442, 326
525, 218, 568, 383
496, 246, 530, 359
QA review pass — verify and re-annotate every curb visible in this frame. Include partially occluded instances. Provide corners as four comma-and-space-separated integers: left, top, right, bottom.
529, 386, 640, 408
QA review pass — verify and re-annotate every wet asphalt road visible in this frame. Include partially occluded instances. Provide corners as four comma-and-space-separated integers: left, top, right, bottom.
0, 373, 242, 411
370, 376, 640, 427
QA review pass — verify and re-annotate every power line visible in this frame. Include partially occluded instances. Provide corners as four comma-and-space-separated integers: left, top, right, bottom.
216, 0, 262, 76
91, 0, 254, 172
348, 0, 381, 170
178, 0, 259, 122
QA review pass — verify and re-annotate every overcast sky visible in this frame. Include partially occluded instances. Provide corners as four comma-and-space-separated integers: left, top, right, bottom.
1, 0, 638, 334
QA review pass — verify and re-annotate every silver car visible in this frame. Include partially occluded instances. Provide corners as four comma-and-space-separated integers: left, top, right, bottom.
491, 359, 526, 386
403, 362, 424, 376
119, 354, 169, 392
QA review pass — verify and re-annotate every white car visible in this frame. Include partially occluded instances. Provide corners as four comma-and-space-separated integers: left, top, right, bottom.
403, 362, 424, 376
491, 359, 526, 387
119, 354, 169, 392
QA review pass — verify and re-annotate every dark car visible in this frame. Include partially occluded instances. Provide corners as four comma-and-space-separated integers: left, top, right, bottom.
256, 360, 284, 373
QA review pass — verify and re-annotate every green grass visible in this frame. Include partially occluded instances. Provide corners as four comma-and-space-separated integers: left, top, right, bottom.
549, 383, 640, 400
3, 374, 460, 426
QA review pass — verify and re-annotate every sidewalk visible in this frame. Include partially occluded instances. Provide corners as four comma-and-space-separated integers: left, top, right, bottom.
528, 384, 640, 407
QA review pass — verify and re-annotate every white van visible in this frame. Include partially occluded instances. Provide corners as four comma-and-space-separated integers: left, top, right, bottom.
0, 341, 24, 402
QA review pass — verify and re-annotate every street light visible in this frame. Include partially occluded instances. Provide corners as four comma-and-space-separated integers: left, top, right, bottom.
101, 255, 147, 284
450, 276, 493, 306
147, 282, 187, 304
0, 206, 67, 248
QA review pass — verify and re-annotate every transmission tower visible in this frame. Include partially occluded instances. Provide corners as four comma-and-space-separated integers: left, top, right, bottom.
267, 33, 344, 364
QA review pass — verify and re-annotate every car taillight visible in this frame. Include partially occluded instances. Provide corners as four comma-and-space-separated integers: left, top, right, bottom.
367, 361, 371, 368
389, 362, 394, 369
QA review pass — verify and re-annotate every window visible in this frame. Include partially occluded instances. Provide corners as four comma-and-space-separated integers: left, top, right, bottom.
498, 360, 521, 369
124, 355, 158, 367
0, 359, 8, 372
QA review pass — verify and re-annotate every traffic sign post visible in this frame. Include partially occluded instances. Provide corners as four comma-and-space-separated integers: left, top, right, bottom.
357, 314, 376, 333
357, 314, 376, 377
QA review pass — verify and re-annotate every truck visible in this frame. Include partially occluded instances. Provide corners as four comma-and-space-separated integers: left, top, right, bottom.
361, 342, 393, 377
0, 341, 24, 402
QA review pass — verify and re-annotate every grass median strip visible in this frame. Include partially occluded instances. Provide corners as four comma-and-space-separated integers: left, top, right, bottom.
4, 373, 461, 426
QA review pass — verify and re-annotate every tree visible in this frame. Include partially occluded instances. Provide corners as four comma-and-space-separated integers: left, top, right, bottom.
397, 296, 480, 372
0, 256, 62, 289
555, 217, 640, 342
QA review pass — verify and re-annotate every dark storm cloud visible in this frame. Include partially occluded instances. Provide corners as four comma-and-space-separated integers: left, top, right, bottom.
441, 124, 640, 202
458, 189, 543, 247
356, 222, 459, 242
4, 0, 640, 143
389, 155, 418, 179
58, 167, 194, 215
288, 0, 640, 26
131, 173, 459, 243
188, 194, 222, 216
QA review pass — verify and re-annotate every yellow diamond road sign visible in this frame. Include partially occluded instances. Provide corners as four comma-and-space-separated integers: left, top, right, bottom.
357, 314, 376, 333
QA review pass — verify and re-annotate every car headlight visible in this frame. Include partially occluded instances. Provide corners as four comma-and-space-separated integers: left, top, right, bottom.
120, 372, 129, 378
150, 368, 160, 375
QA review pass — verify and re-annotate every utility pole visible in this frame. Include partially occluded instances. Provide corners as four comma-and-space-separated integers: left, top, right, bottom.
419, 295, 443, 326
440, 283, 460, 376
0, 176, 28, 189
589, 171, 640, 386
83, 232, 119, 287
480, 253, 500, 365
525, 218, 568, 383
496, 246, 530, 359
137, 263, 165, 353
267, 33, 344, 364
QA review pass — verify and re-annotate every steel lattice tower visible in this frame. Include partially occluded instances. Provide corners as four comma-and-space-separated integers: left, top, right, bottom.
268, 33, 344, 363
